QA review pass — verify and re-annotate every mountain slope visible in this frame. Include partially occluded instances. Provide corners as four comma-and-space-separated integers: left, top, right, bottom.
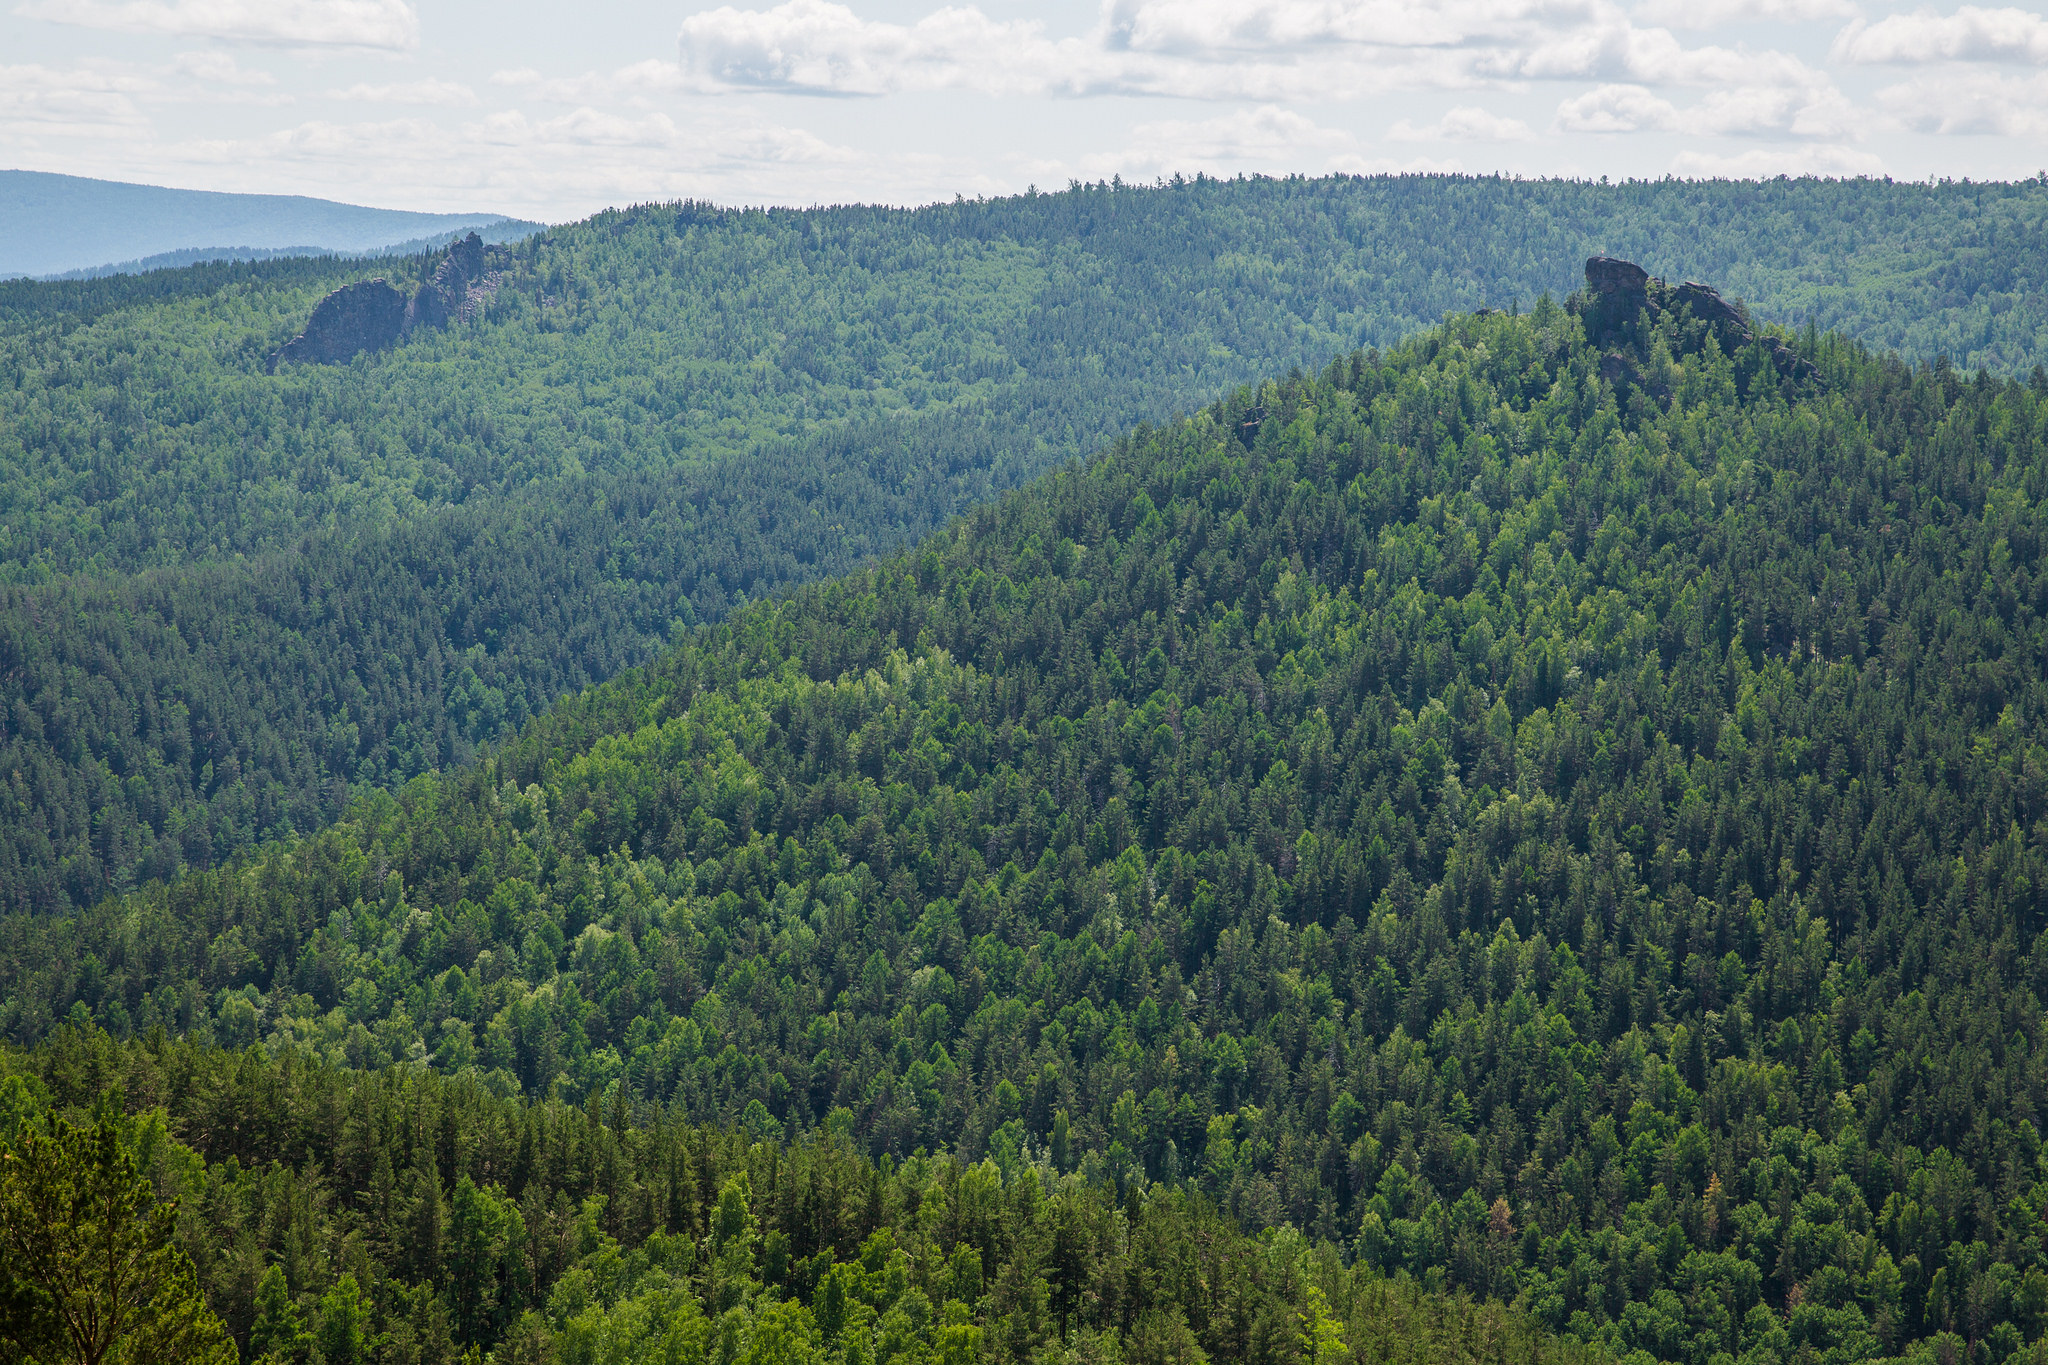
3, 1031, 1605, 1365
10, 266, 2048, 1362
0, 170, 529, 279
1, 174, 2045, 912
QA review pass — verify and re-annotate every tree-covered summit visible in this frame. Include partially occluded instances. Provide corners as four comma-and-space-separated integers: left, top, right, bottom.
1, 174, 2044, 913
9, 257, 2048, 1363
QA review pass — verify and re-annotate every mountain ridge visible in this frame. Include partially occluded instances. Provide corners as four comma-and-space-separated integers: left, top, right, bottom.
0, 173, 2043, 915
0, 168, 533, 279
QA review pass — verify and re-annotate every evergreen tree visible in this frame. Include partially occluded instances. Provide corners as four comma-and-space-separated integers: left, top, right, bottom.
0, 1115, 235, 1365
248, 1267, 310, 1365
311, 1278, 367, 1365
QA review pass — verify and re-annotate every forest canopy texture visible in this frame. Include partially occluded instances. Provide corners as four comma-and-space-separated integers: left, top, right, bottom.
8, 258, 2048, 1365
0, 173, 2043, 910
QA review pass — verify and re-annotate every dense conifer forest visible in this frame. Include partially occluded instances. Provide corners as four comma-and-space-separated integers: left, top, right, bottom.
0, 1033, 1595, 1365
0, 173, 2043, 909
10, 252, 2048, 1365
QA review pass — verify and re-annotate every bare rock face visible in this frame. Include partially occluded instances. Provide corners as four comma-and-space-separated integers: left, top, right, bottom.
1673, 280, 1745, 331
407, 231, 489, 332
271, 231, 503, 370
1585, 256, 1649, 296
267, 279, 406, 371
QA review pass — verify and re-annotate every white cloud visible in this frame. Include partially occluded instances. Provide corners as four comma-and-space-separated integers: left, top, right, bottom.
1389, 105, 1534, 139
678, 0, 1058, 96
1554, 82, 1681, 130
20, 0, 2041, 220
1669, 142, 1886, 174
1876, 69, 2048, 134
1553, 75, 1858, 137
1632, 0, 1855, 29
15, 0, 418, 50
1099, 0, 1525, 53
330, 79, 479, 107
669, 0, 1833, 104
1697, 81, 1859, 136
1123, 104, 1354, 165
0, 62, 151, 131
1835, 6, 2048, 65
1497, 16, 1825, 86
93, 102, 871, 217
171, 50, 275, 85
1069, 105, 1463, 180
492, 60, 692, 106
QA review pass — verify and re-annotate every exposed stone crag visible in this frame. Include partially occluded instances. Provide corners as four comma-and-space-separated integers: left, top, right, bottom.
1585, 255, 1649, 298
1577, 255, 1813, 396
270, 232, 506, 371
267, 280, 407, 370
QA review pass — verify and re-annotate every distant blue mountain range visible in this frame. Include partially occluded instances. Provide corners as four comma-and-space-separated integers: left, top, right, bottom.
0, 170, 543, 279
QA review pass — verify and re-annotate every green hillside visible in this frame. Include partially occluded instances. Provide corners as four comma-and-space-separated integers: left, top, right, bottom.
0, 174, 2043, 914
9, 263, 2048, 1364
0, 1033, 1602, 1365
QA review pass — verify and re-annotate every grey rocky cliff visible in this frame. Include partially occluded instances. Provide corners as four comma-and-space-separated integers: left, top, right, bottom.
1585, 255, 1649, 298
267, 279, 406, 370
270, 231, 505, 370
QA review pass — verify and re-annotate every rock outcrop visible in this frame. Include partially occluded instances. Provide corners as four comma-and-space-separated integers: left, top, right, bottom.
270, 232, 504, 370
1585, 255, 1649, 298
267, 279, 407, 370
1673, 280, 1746, 332
406, 230, 493, 332
1578, 255, 1813, 390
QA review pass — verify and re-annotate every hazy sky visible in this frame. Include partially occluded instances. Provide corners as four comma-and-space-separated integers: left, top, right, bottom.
3, 0, 2045, 221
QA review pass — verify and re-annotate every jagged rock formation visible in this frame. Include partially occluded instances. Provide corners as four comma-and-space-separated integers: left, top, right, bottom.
267, 279, 407, 369
1577, 254, 1812, 396
270, 232, 504, 370
1584, 255, 1648, 298
1673, 279, 1746, 332
405, 230, 493, 331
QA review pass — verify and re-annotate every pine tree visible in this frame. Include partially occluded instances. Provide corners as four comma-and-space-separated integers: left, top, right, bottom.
249, 1265, 311, 1365
0, 1115, 236, 1365
312, 1276, 368, 1365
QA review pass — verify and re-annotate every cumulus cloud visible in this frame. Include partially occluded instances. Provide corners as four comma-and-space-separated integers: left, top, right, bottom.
494, 60, 696, 106
18, 0, 2038, 225
1875, 69, 2048, 134
1669, 142, 1887, 175
1632, 0, 1854, 28
1098, 0, 1502, 53
1123, 105, 1354, 164
1835, 7, 2048, 65
1553, 82, 1681, 131
330, 79, 479, 107
1389, 105, 1534, 140
667, 0, 1836, 103
0, 62, 151, 130
15, 0, 418, 50
1070, 104, 1462, 180
678, 0, 1058, 96
171, 50, 275, 85
1554, 76, 1857, 138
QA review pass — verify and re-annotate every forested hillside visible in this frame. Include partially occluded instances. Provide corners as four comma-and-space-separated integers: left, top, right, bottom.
0, 1033, 1599, 1365
2, 173, 2044, 911
10, 265, 2048, 1364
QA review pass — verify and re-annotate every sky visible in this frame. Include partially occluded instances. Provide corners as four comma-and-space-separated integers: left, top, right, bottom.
2, 0, 2046, 222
